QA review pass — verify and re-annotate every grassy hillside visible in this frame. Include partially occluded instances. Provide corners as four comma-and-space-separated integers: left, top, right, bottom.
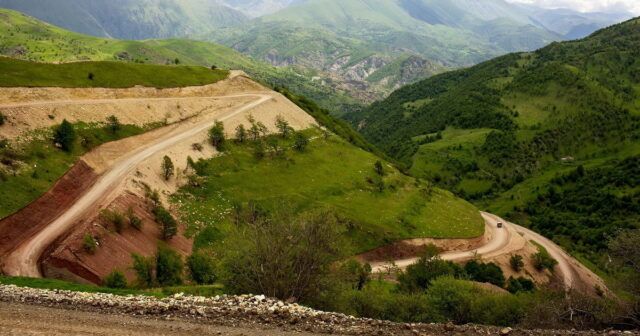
0, 0, 248, 39
0, 8, 360, 114
0, 57, 228, 88
353, 18, 640, 261
173, 129, 484, 254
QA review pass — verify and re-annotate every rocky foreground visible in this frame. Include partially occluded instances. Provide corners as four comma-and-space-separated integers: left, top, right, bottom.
0, 284, 636, 336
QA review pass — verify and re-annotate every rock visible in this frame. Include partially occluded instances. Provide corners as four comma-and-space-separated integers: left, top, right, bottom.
500, 327, 513, 335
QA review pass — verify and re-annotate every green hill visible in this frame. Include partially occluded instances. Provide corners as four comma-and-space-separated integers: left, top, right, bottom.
0, 0, 248, 39
352, 18, 640, 265
0, 9, 360, 114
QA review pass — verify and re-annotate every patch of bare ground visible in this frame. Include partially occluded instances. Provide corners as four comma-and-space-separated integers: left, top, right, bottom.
42, 193, 192, 285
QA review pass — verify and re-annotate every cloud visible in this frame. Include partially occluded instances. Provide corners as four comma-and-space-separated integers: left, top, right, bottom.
506, 0, 640, 14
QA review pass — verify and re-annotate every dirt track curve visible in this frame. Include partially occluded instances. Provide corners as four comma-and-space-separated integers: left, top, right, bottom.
2, 93, 272, 277
371, 212, 606, 293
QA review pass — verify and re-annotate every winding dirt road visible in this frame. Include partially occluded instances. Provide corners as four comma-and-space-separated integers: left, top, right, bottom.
2, 93, 272, 277
371, 212, 606, 293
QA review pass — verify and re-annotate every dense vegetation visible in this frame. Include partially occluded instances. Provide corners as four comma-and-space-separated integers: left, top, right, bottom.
353, 18, 640, 237
0, 57, 229, 88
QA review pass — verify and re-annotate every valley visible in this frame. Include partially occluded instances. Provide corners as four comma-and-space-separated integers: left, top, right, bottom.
0, 1, 638, 333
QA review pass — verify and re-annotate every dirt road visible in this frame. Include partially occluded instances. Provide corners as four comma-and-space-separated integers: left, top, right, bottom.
0, 301, 326, 336
2, 93, 272, 277
371, 212, 606, 293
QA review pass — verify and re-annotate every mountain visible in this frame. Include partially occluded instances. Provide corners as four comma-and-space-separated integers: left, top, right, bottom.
220, 0, 304, 17
0, 0, 249, 39
350, 17, 640, 262
208, 0, 629, 109
0, 8, 360, 114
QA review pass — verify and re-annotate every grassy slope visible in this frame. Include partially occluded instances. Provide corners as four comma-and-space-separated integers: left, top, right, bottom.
356, 17, 640, 209
0, 122, 161, 218
0, 8, 360, 114
0, 57, 228, 88
173, 130, 484, 254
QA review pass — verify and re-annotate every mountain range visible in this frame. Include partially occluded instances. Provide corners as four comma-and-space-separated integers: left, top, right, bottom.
0, 0, 631, 110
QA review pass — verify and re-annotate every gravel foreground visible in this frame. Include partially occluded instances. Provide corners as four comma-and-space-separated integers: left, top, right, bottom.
0, 285, 637, 336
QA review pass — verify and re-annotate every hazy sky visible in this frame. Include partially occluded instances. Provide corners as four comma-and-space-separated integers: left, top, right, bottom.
506, 0, 640, 14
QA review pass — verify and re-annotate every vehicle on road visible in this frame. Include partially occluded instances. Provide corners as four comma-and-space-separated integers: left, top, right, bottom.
497, 222, 503, 228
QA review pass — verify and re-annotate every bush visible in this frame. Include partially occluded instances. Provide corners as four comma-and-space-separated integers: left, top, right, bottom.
127, 207, 142, 230
209, 121, 226, 151
0, 112, 5, 126
464, 260, 505, 287
187, 251, 217, 284
156, 244, 184, 286
275, 115, 292, 138
153, 206, 178, 240
101, 209, 125, 233
510, 254, 524, 272
532, 248, 557, 272
106, 115, 121, 134
506, 276, 535, 294
221, 208, 345, 302
161, 155, 174, 181
293, 132, 309, 152
53, 119, 76, 152
253, 140, 265, 160
83, 234, 97, 254
374, 160, 384, 176
131, 253, 154, 288
397, 245, 464, 293
104, 270, 127, 289
235, 124, 246, 143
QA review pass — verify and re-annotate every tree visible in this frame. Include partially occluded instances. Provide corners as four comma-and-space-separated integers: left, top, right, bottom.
235, 124, 247, 143
106, 115, 121, 134
293, 132, 309, 152
101, 209, 125, 233
608, 229, 640, 296
156, 244, 184, 286
266, 137, 285, 157
275, 115, 292, 138
510, 254, 524, 272
221, 208, 345, 302
374, 160, 384, 176
153, 205, 178, 240
104, 270, 127, 289
174, 58, 180, 65
188, 251, 217, 284
88, 72, 94, 80
398, 245, 464, 293
247, 114, 261, 141
506, 276, 535, 293
209, 121, 226, 151
161, 155, 174, 181
54, 119, 76, 152
131, 253, 154, 288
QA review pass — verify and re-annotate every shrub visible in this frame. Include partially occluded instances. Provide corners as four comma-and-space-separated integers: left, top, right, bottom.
156, 244, 184, 286
221, 208, 345, 302
131, 253, 154, 287
510, 254, 524, 272
532, 248, 557, 272
101, 209, 125, 233
187, 250, 217, 284
106, 115, 121, 134
293, 132, 309, 152
127, 207, 142, 230
506, 276, 535, 294
53, 119, 76, 152
253, 140, 265, 160
192, 143, 204, 151
161, 155, 174, 181
153, 205, 178, 240
104, 270, 127, 289
209, 121, 226, 151
464, 260, 505, 287
397, 245, 465, 293
374, 160, 384, 176
83, 234, 97, 254
0, 112, 5, 126
235, 124, 246, 143
275, 115, 292, 138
